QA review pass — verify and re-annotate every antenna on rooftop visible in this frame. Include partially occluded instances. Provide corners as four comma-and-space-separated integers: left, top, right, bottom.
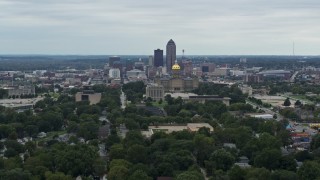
182, 49, 185, 60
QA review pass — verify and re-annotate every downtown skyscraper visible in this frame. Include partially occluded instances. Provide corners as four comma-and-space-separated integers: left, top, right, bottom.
166, 39, 176, 73
154, 49, 164, 67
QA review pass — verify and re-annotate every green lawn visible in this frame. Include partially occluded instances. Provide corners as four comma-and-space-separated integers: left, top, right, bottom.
39, 130, 67, 141
290, 95, 308, 100
49, 92, 60, 99
288, 95, 314, 104
152, 101, 167, 108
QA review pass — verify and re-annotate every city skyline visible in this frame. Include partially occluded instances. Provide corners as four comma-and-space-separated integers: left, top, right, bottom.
0, 0, 319, 55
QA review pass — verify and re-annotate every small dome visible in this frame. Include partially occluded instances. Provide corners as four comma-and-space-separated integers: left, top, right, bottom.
172, 60, 180, 70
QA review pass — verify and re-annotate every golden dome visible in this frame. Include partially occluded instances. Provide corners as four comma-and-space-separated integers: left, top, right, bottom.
172, 60, 180, 70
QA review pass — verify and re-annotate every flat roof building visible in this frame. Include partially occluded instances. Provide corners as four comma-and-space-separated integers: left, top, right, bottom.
146, 84, 164, 101
75, 91, 102, 105
144, 123, 214, 137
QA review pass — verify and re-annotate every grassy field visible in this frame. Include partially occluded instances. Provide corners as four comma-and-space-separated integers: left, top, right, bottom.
152, 101, 167, 108
39, 130, 67, 141
49, 92, 60, 99
288, 95, 314, 105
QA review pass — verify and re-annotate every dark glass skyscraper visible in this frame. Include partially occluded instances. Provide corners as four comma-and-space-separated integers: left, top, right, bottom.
154, 49, 163, 67
109, 56, 120, 67
166, 39, 176, 73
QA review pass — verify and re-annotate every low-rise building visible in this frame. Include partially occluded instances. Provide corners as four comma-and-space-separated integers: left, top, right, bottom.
144, 123, 214, 137
6, 86, 35, 97
146, 84, 164, 101
155, 77, 199, 92
109, 68, 121, 79
239, 85, 253, 96
187, 123, 214, 132
245, 113, 273, 119
167, 92, 231, 106
212, 68, 230, 77
75, 90, 102, 105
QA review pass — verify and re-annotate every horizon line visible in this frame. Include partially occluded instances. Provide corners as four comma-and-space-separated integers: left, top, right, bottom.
0, 54, 319, 57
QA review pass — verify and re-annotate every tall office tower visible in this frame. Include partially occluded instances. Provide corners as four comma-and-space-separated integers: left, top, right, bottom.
109, 56, 120, 67
182, 60, 193, 77
148, 56, 154, 66
154, 49, 164, 67
166, 39, 176, 73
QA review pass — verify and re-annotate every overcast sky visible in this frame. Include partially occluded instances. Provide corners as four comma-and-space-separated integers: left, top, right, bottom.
0, 0, 319, 55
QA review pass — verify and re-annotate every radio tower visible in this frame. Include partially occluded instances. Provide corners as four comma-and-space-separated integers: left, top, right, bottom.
293, 41, 295, 56
182, 49, 185, 60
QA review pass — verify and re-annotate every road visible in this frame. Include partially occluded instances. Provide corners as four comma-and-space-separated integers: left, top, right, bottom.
290, 71, 299, 83
120, 90, 126, 109
246, 100, 283, 121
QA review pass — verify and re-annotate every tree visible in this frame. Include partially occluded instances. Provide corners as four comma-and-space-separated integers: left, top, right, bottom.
178, 109, 192, 118
193, 134, 214, 165
106, 134, 121, 148
258, 133, 281, 150
77, 122, 99, 140
283, 98, 291, 107
4, 148, 19, 158
176, 171, 205, 180
3, 157, 23, 170
246, 168, 271, 180
0, 89, 8, 99
157, 162, 174, 176
25, 125, 39, 137
40, 111, 64, 131
54, 144, 99, 176
108, 166, 129, 180
294, 150, 313, 162
24, 157, 47, 178
0, 168, 31, 180
279, 155, 297, 172
270, 170, 298, 180
297, 161, 320, 180
276, 130, 291, 147
128, 170, 152, 180
45, 171, 73, 180
209, 149, 235, 171
254, 148, 281, 170
109, 144, 126, 160
4, 140, 25, 154
123, 131, 144, 148
294, 100, 302, 107
122, 81, 145, 103
311, 134, 320, 150
228, 165, 246, 180
126, 144, 147, 164
93, 158, 107, 177
109, 159, 131, 169
25, 141, 36, 155
273, 114, 277, 119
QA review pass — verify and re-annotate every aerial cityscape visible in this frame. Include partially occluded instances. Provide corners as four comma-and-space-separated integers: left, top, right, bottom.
1, 0, 320, 180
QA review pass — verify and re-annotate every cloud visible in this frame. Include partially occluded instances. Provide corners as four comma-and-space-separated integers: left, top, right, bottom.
0, 0, 319, 55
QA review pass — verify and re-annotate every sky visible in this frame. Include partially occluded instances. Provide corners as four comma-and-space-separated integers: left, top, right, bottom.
0, 0, 319, 55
